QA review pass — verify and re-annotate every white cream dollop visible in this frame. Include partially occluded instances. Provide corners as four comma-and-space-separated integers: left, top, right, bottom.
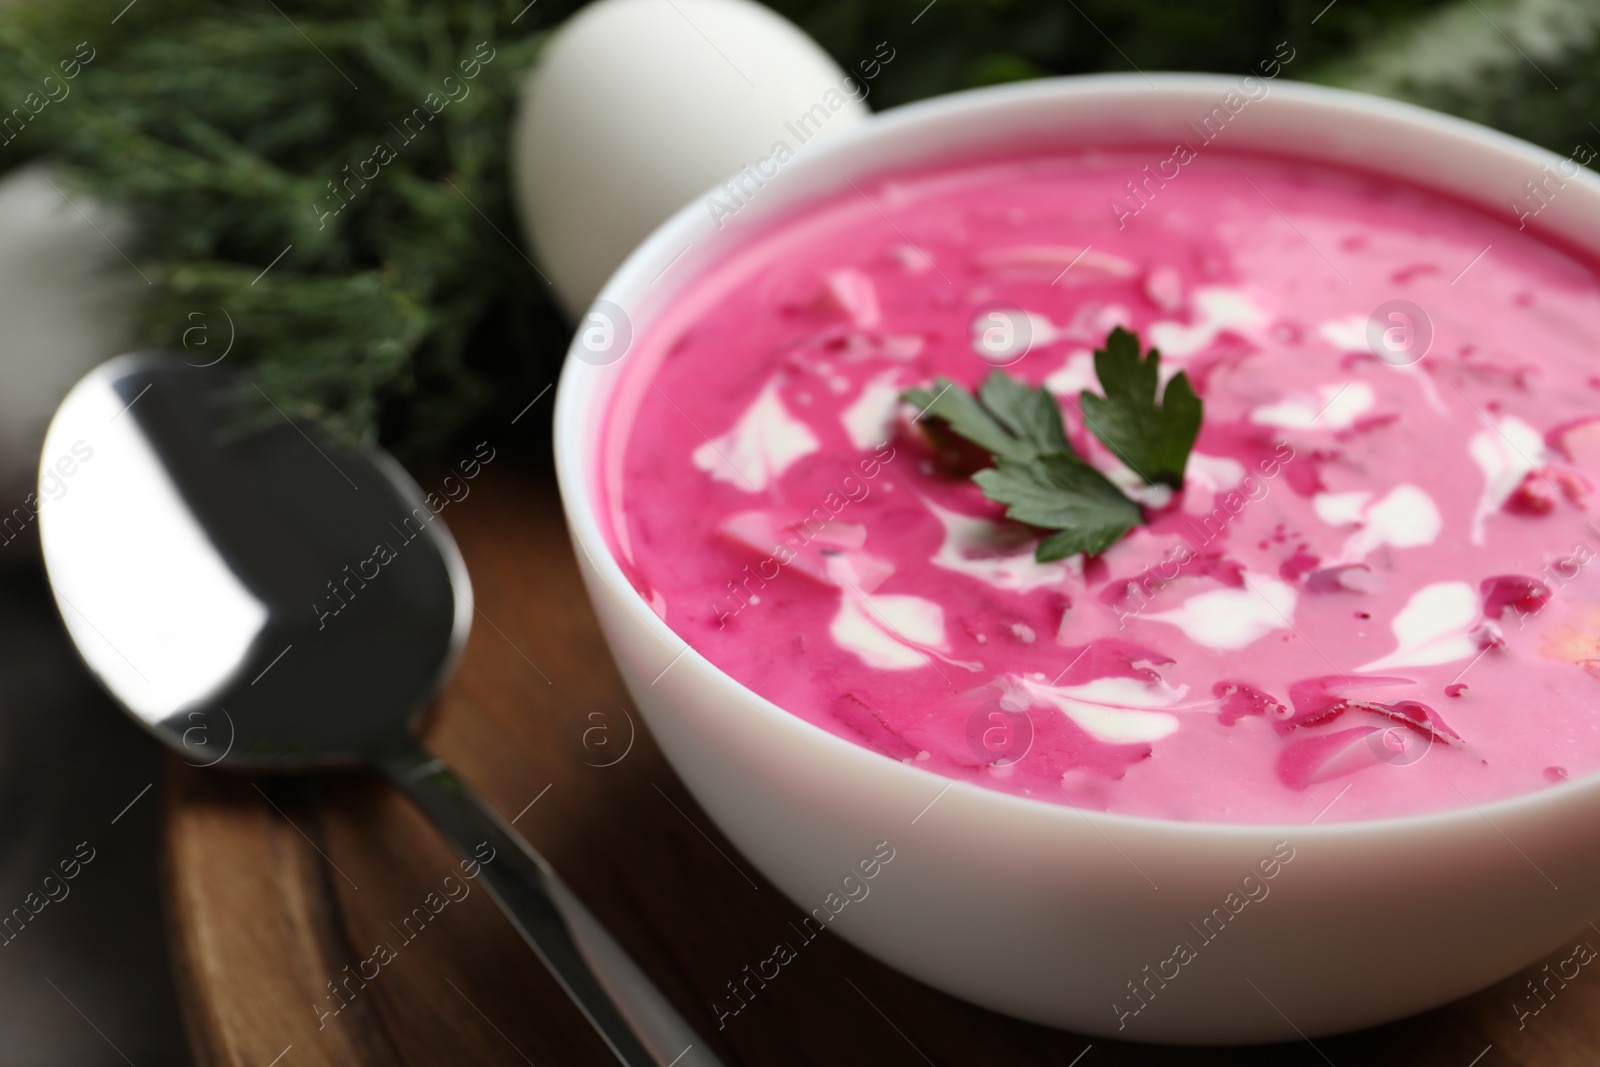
1147, 286, 1265, 358
973, 245, 1136, 283
1146, 573, 1298, 650
1042, 350, 1096, 397
840, 369, 900, 450
925, 499, 1070, 592
1317, 314, 1446, 413
1358, 581, 1480, 672
1468, 415, 1546, 545
830, 589, 948, 670
817, 267, 880, 329
1250, 381, 1374, 431
692, 377, 818, 491
1004, 674, 1187, 744
1316, 314, 1367, 353
1186, 452, 1247, 494
1313, 490, 1372, 526
1326, 484, 1442, 564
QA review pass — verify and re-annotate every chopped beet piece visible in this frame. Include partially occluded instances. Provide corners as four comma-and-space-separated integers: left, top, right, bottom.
1363, 698, 1461, 743
1191, 552, 1246, 587
1473, 623, 1506, 651
1279, 547, 1320, 583
1306, 564, 1373, 594
1280, 675, 1414, 734
1275, 698, 1460, 790
1099, 550, 1242, 604
1445, 683, 1467, 698
1277, 727, 1381, 791
1336, 412, 1400, 439
1213, 681, 1287, 726
1503, 471, 1557, 515
1054, 638, 1174, 687
1552, 467, 1592, 503
1282, 448, 1329, 497
1480, 574, 1552, 620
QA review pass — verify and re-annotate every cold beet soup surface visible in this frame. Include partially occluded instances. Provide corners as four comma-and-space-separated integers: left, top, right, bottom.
597, 148, 1600, 824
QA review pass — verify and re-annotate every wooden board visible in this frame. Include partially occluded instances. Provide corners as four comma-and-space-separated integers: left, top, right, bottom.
163, 461, 1600, 1066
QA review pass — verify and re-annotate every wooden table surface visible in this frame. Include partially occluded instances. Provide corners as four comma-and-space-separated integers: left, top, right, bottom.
162, 461, 1600, 1066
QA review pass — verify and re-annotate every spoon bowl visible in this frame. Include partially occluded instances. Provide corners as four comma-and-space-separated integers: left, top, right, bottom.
39, 352, 469, 768
39, 352, 719, 1067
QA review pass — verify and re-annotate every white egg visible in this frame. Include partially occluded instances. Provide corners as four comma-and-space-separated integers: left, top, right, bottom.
0, 164, 135, 524
512, 0, 868, 316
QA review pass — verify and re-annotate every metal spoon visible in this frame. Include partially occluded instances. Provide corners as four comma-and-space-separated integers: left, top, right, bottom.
36, 352, 721, 1067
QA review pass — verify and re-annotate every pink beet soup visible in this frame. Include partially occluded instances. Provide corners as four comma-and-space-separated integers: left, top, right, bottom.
596, 147, 1600, 824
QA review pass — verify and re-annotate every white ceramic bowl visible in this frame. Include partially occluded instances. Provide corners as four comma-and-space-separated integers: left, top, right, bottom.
553, 75, 1600, 1043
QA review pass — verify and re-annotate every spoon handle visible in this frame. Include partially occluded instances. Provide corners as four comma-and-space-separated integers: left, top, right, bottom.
378, 739, 724, 1067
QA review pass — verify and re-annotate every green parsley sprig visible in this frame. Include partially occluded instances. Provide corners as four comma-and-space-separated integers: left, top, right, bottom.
903, 327, 1202, 561
1081, 326, 1203, 489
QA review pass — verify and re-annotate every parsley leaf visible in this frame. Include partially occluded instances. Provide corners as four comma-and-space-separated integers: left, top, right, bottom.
1079, 326, 1202, 488
904, 370, 1141, 560
974, 455, 1142, 559
902, 327, 1204, 561
903, 377, 1036, 462
973, 372, 1071, 458
902, 372, 1073, 463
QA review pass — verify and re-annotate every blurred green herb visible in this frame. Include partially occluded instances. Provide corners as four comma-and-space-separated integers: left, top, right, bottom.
1315, 0, 1600, 166
773, 0, 1457, 108
2, 0, 1592, 459
0, 0, 572, 457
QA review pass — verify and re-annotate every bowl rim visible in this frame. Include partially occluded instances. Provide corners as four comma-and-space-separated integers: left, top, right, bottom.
553, 71, 1600, 840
